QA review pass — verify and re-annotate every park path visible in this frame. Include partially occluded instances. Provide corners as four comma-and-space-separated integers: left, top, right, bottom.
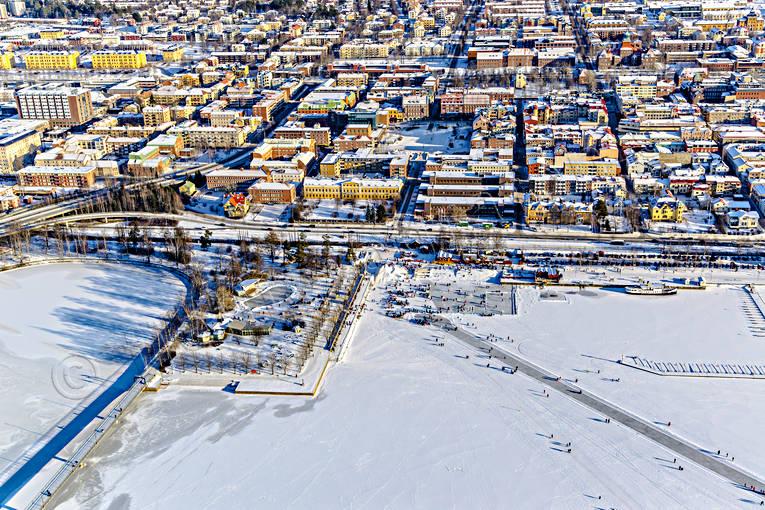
439, 318, 765, 494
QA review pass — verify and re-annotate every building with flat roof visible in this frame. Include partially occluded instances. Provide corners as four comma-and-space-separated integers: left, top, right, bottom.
206, 168, 267, 190
23, 50, 79, 69
303, 177, 403, 200
0, 127, 41, 174
16, 166, 95, 188
15, 84, 94, 127
248, 181, 297, 204
91, 50, 147, 69
142, 105, 172, 127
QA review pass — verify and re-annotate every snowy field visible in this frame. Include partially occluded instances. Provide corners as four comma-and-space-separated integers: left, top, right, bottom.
185, 192, 225, 216
0, 262, 186, 503
253, 203, 290, 223
378, 122, 472, 155
303, 199, 392, 222
647, 210, 716, 234
47, 265, 761, 509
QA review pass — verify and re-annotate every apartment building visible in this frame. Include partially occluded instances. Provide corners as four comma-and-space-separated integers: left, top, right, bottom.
252, 138, 316, 159
0, 128, 41, 174
563, 158, 620, 177
338, 42, 391, 59
319, 149, 402, 177
142, 105, 172, 127
39, 29, 64, 39
615, 76, 658, 99
273, 122, 331, 146
336, 73, 368, 87
16, 166, 95, 188
170, 126, 248, 148
15, 84, 94, 127
91, 50, 147, 69
252, 90, 286, 123
162, 46, 184, 62
525, 200, 592, 225
23, 51, 79, 69
0, 52, 13, 69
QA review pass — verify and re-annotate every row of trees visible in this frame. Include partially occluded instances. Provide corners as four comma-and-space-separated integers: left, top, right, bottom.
104, 184, 185, 215
27, 0, 131, 19
176, 345, 305, 377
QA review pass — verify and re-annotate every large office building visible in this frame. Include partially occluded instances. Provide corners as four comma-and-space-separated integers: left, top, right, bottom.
15, 84, 95, 127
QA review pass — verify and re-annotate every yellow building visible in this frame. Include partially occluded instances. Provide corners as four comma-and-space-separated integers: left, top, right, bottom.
24, 51, 78, 70
256, 20, 282, 31
336, 72, 368, 87
320, 155, 340, 177
91, 50, 147, 69
39, 30, 65, 39
0, 53, 13, 70
170, 126, 247, 148
694, 20, 736, 32
186, 88, 210, 106
742, 12, 765, 31
339, 42, 390, 59
162, 47, 184, 62
563, 158, 620, 177
0, 129, 42, 174
142, 105, 172, 127
303, 177, 403, 200
615, 76, 657, 98
524, 201, 592, 225
180, 73, 201, 87
649, 196, 686, 222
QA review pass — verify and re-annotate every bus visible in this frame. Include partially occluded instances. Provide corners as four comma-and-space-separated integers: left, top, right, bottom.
482, 223, 493, 230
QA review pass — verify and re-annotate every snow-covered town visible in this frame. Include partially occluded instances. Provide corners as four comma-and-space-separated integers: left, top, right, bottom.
4, 0, 765, 505
0, 231, 765, 509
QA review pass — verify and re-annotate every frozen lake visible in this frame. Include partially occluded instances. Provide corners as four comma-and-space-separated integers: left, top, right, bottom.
0, 262, 186, 505
45, 267, 756, 509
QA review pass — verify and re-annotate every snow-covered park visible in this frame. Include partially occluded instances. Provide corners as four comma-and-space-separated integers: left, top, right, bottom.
0, 262, 186, 505
378, 122, 472, 155
44, 263, 765, 509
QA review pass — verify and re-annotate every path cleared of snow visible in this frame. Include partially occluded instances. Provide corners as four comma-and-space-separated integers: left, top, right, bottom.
47, 268, 754, 509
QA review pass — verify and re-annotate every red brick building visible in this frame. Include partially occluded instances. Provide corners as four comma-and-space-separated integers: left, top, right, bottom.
248, 182, 296, 203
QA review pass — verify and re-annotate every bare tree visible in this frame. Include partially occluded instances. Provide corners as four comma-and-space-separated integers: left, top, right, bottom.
240, 351, 252, 374
142, 227, 153, 264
